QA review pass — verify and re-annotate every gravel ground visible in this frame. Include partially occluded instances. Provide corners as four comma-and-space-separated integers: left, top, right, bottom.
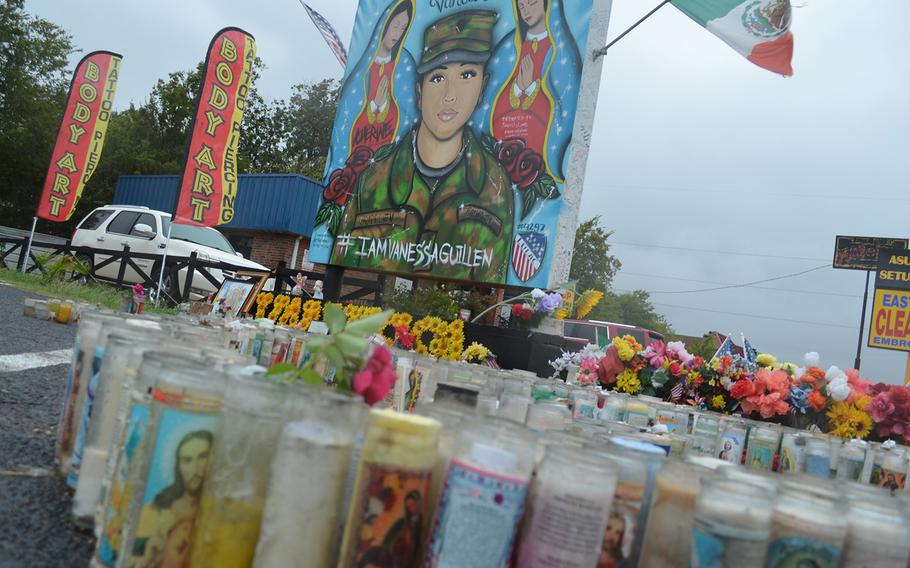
0, 283, 94, 566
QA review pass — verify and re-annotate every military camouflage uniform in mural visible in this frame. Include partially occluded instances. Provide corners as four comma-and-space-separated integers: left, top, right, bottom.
330, 10, 514, 283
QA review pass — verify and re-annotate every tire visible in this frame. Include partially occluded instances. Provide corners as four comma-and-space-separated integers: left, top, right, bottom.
150, 267, 181, 306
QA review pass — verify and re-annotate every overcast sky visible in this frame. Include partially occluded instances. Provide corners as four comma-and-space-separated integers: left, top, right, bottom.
27, 0, 910, 383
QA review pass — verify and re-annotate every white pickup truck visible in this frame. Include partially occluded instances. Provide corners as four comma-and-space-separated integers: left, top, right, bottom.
71, 205, 269, 301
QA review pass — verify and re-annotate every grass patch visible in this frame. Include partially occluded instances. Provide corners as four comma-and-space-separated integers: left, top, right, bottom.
0, 268, 177, 315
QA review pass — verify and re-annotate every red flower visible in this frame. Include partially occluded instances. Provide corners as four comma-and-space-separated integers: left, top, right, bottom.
323, 166, 356, 206
497, 138, 525, 177
352, 346, 398, 406
345, 146, 374, 174
511, 303, 532, 321
668, 362, 683, 377
807, 389, 826, 411
394, 326, 414, 350
730, 379, 755, 399
511, 148, 543, 190
597, 347, 625, 386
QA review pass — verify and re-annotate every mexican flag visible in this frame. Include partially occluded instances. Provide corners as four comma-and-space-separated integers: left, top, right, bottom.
671, 0, 793, 76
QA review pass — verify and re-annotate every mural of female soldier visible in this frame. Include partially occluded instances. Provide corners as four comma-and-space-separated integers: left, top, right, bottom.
324, 0, 418, 179
481, 0, 581, 182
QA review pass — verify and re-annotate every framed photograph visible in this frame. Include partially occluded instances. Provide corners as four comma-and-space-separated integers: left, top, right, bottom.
212, 271, 268, 317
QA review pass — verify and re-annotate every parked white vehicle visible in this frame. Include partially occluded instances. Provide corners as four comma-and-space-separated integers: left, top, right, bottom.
71, 205, 269, 301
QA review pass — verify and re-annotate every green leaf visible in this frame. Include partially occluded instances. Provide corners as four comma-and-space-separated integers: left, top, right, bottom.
324, 303, 347, 334
314, 202, 332, 226
334, 331, 369, 357
520, 188, 539, 221
305, 335, 327, 350
345, 309, 393, 337
537, 174, 560, 199
323, 344, 346, 375
299, 368, 324, 385
264, 363, 298, 377
373, 143, 394, 162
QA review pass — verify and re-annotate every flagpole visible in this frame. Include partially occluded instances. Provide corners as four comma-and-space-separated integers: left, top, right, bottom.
154, 222, 173, 306
21, 216, 38, 273
593, 0, 672, 60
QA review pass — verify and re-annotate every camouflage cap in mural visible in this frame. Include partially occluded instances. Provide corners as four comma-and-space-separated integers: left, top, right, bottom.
416, 9, 497, 75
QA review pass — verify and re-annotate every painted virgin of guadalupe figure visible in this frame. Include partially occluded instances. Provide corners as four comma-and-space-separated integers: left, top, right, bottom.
480, 0, 581, 181
323, 0, 418, 177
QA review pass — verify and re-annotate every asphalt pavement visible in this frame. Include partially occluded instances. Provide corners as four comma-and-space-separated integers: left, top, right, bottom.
0, 283, 94, 567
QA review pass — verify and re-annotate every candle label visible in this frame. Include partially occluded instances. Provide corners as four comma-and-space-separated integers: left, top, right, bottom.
838, 456, 865, 481
130, 407, 217, 567
691, 526, 768, 568
871, 465, 906, 491
343, 462, 432, 567
57, 337, 84, 456
746, 441, 775, 471
519, 487, 610, 568
67, 344, 105, 488
406, 365, 428, 411
765, 537, 842, 568
97, 403, 150, 565
625, 408, 650, 428
597, 481, 644, 568
778, 438, 805, 474
425, 459, 528, 567
805, 454, 830, 477
576, 400, 597, 420
718, 432, 744, 464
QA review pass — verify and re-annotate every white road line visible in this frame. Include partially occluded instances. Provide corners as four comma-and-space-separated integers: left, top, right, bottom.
0, 349, 72, 373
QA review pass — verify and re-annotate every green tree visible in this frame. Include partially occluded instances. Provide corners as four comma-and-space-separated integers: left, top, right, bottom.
569, 216, 622, 292
590, 289, 674, 335
0, 1, 76, 232
285, 79, 340, 179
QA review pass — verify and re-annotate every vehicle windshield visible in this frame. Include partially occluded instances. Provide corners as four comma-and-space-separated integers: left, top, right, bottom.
166, 221, 236, 254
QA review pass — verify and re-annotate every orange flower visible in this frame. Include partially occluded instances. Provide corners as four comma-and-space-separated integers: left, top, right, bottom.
802, 367, 825, 386
807, 389, 826, 411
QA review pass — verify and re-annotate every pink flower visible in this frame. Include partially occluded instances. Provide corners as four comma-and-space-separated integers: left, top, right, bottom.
666, 341, 693, 364
580, 357, 599, 373
668, 362, 683, 377
643, 341, 667, 368
868, 393, 896, 423
352, 346, 398, 406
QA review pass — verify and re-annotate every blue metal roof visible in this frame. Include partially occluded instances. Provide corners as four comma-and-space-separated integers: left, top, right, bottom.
113, 174, 323, 237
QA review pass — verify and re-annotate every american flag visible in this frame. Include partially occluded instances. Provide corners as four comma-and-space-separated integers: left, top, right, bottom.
512, 232, 546, 282
742, 335, 757, 364
712, 335, 735, 361
300, 2, 348, 69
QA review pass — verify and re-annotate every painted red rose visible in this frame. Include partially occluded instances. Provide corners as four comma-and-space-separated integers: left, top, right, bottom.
323, 166, 356, 206
512, 148, 543, 190
346, 146, 374, 174
497, 138, 525, 177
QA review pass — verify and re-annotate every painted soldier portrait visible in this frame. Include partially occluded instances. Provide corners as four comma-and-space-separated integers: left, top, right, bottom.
310, 0, 595, 287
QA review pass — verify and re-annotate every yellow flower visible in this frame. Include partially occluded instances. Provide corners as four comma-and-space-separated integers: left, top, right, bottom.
615, 369, 641, 395
826, 402, 873, 440
255, 292, 274, 318
576, 290, 603, 319
711, 395, 726, 410
462, 342, 491, 363
612, 336, 635, 362
268, 295, 290, 321
756, 353, 777, 368
553, 308, 568, 320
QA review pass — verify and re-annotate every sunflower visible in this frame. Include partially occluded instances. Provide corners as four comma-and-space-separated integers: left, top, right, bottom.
615, 369, 641, 395
411, 316, 441, 355
255, 292, 274, 318
576, 290, 604, 319
302, 300, 322, 321
268, 295, 291, 321
826, 401, 873, 439
280, 297, 302, 327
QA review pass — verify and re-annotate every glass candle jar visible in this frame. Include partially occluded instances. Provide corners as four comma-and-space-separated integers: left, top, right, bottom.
841, 488, 910, 567
252, 387, 366, 568
338, 409, 442, 568
600, 393, 627, 424
836, 440, 868, 482
93, 348, 204, 567
72, 328, 163, 526
870, 445, 908, 491
765, 485, 848, 568
691, 476, 774, 567
518, 446, 619, 568
804, 437, 832, 478
778, 431, 808, 474
417, 403, 469, 522
689, 414, 721, 457
189, 370, 288, 567
572, 389, 599, 421
638, 460, 712, 568
717, 419, 747, 465
526, 400, 571, 432
499, 391, 531, 424
424, 417, 537, 566
745, 425, 781, 471
56, 311, 119, 476
593, 438, 667, 568
117, 362, 227, 568
624, 398, 651, 428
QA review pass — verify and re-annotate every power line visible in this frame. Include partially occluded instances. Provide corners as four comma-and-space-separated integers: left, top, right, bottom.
621, 271, 859, 298
584, 181, 908, 202
624, 264, 829, 294
612, 241, 830, 262
650, 302, 856, 330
